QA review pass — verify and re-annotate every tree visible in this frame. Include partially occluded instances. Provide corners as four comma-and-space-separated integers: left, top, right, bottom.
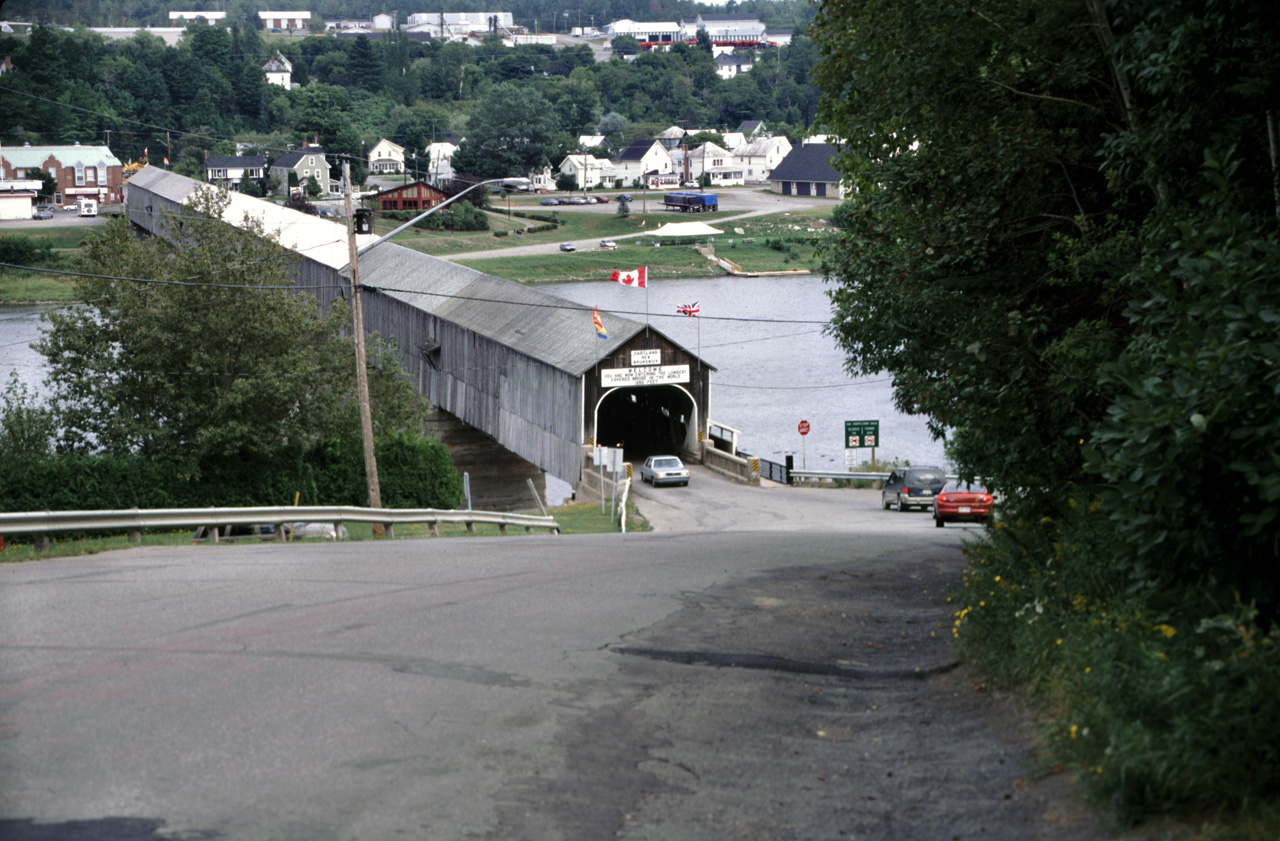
0, 372, 55, 469
449, 83, 566, 179
812, 0, 1129, 502
610, 34, 641, 57
304, 174, 322, 197
36, 187, 427, 476
811, 0, 1280, 609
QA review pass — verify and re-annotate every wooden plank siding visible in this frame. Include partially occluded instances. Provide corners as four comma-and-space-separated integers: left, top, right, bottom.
121, 168, 712, 492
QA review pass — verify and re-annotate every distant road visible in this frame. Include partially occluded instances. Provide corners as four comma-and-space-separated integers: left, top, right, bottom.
439, 188, 837, 260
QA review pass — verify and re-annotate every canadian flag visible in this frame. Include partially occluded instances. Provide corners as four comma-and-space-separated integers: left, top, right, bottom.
610, 267, 647, 288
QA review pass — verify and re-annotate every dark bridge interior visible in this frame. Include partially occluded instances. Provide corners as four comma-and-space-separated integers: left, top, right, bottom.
596, 385, 694, 462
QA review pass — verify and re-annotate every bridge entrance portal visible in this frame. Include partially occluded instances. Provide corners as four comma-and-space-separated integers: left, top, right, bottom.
594, 384, 698, 463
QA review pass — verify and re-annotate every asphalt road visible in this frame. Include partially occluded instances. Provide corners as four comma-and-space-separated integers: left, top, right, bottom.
0, 474, 1106, 840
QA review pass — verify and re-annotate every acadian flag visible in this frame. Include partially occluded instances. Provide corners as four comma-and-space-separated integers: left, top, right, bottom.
163, 157, 170, 166
677, 301, 700, 317
592, 306, 607, 339
610, 266, 647, 288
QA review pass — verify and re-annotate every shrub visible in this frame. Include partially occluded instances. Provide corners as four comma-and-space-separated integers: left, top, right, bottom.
952, 498, 1280, 826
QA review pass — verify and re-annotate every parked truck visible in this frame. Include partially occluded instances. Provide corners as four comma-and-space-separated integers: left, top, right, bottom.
77, 198, 98, 217
662, 191, 718, 212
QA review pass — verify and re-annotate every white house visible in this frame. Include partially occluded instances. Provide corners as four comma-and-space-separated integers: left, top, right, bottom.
204, 156, 267, 192
734, 135, 793, 182
424, 136, 463, 185
716, 51, 754, 80
263, 51, 292, 90
557, 154, 614, 189
259, 10, 311, 31
674, 142, 744, 186
371, 13, 395, 31
611, 140, 674, 186
368, 139, 405, 174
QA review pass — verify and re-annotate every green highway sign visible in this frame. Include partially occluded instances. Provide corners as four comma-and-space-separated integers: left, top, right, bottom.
844, 420, 880, 448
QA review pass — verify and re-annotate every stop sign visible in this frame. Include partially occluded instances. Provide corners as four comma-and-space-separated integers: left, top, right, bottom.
798, 420, 810, 436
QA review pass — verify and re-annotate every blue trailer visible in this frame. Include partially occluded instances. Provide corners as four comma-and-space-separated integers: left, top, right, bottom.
663, 191, 719, 212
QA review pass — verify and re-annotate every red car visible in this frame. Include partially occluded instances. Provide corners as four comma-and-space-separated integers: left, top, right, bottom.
932, 480, 993, 527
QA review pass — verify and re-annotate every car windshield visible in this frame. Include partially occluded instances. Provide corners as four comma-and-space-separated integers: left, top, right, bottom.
943, 480, 988, 493
653, 458, 681, 469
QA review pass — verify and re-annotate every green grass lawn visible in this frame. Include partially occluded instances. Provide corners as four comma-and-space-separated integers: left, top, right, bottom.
0, 229, 97, 303
0, 206, 833, 299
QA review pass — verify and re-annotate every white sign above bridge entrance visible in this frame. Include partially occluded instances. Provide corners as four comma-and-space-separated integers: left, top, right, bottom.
601, 364, 690, 387
631, 349, 661, 366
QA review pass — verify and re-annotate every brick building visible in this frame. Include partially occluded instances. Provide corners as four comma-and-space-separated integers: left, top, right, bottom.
0, 142, 124, 206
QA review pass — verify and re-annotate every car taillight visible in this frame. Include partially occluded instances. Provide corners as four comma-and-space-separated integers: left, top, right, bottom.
903, 487, 911, 494
982, 495, 992, 503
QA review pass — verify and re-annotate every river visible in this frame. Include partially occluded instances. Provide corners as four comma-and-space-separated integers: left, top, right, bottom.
0, 278, 949, 483
541, 274, 948, 472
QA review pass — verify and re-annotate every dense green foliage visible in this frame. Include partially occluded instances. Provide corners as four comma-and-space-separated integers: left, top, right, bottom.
35, 187, 430, 476
813, 0, 1280, 826
0, 5, 818, 188
0, 434, 463, 516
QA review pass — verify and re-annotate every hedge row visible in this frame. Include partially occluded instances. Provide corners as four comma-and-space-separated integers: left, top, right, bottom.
0, 433, 463, 513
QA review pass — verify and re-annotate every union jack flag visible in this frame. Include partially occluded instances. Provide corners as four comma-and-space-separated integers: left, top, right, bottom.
676, 302, 700, 317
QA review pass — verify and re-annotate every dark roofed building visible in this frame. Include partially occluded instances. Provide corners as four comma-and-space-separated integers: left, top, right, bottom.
767, 143, 845, 199
205, 156, 267, 192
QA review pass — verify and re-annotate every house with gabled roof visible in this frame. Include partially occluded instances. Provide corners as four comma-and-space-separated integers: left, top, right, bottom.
205, 155, 267, 192
715, 52, 753, 79
673, 142, 743, 186
263, 52, 292, 90
425, 136, 463, 185
767, 142, 845, 198
558, 154, 614, 190
611, 139, 674, 187
269, 144, 329, 195
734, 135, 792, 183
368, 139, 405, 174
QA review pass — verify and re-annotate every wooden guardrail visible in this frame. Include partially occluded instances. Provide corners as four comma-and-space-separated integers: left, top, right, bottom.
0, 505, 560, 553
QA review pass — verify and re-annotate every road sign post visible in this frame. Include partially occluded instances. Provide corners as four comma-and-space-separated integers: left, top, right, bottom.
844, 420, 880, 469
798, 420, 810, 470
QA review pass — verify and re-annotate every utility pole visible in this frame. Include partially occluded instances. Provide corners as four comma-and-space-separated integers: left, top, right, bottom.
343, 160, 387, 538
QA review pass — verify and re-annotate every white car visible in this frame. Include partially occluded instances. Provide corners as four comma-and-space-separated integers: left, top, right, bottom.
599, 240, 617, 250
640, 455, 690, 487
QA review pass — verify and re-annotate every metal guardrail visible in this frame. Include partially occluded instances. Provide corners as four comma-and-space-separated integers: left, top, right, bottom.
789, 471, 891, 482
0, 504, 561, 553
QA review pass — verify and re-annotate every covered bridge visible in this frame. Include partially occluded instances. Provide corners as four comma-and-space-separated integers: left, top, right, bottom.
123, 167, 715, 503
